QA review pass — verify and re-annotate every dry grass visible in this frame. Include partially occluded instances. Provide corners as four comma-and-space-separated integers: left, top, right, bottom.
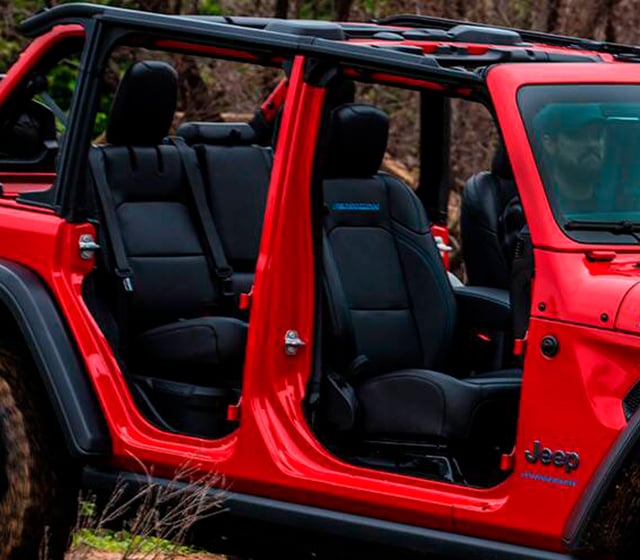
65, 459, 225, 560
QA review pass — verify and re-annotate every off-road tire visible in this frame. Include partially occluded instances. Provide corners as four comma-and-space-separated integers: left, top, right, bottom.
0, 347, 77, 559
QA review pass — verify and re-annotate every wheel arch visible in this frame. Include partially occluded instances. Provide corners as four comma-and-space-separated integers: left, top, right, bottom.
0, 259, 110, 459
564, 403, 640, 557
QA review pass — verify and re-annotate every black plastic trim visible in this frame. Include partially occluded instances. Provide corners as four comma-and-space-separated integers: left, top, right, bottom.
453, 285, 511, 330
418, 91, 450, 225
84, 466, 576, 560
0, 260, 110, 457
563, 402, 640, 549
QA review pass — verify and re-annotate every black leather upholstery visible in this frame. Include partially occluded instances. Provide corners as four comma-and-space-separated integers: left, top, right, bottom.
358, 369, 519, 439
95, 62, 246, 384
325, 103, 388, 178
323, 104, 521, 443
132, 317, 247, 383
177, 122, 257, 146
107, 61, 178, 147
99, 145, 219, 327
324, 174, 456, 374
461, 142, 525, 289
453, 285, 511, 330
182, 123, 273, 294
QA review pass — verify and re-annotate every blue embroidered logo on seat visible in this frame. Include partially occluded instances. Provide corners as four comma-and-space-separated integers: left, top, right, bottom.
330, 202, 380, 212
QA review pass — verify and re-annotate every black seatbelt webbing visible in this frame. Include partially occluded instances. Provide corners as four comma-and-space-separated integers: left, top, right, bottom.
170, 137, 234, 299
88, 148, 134, 293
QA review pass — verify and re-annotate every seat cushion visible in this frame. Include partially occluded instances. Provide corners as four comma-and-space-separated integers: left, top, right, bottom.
131, 316, 247, 384
356, 368, 520, 440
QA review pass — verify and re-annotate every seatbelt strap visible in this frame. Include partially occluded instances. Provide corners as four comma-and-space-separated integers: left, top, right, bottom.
170, 137, 234, 300
88, 148, 134, 293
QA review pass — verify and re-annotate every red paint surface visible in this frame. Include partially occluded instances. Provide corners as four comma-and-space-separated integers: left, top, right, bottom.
4, 25, 640, 555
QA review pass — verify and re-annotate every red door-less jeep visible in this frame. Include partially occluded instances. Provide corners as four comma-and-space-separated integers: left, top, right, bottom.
1, 4, 640, 559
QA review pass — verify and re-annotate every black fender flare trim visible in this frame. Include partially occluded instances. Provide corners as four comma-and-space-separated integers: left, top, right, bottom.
563, 404, 640, 552
84, 466, 576, 560
0, 260, 110, 457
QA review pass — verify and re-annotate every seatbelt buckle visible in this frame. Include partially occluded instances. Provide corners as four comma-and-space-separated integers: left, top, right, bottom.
239, 286, 254, 311
116, 268, 134, 293
217, 267, 235, 298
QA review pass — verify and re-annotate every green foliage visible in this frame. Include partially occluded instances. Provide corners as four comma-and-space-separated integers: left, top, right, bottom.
198, 0, 223, 15
48, 61, 78, 113
73, 528, 198, 555
357, 0, 389, 18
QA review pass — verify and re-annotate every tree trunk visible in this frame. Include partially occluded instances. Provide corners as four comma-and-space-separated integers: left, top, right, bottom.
275, 0, 288, 19
334, 0, 354, 21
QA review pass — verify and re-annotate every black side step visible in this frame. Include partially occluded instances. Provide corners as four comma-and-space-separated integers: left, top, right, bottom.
84, 466, 577, 560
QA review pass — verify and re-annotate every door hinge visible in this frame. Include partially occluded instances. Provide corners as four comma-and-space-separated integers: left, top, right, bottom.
284, 330, 306, 356
79, 234, 100, 260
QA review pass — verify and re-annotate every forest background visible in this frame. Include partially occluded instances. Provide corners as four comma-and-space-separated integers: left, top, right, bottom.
1, 0, 639, 273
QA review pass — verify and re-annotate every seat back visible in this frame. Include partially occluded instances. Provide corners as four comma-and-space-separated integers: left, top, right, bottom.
461, 143, 525, 289
323, 104, 457, 376
177, 121, 273, 294
95, 61, 219, 330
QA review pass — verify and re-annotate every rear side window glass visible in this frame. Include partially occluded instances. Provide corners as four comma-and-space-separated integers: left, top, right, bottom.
519, 84, 640, 243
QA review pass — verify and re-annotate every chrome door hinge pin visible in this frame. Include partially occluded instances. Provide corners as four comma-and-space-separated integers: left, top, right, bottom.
79, 234, 100, 260
284, 330, 306, 356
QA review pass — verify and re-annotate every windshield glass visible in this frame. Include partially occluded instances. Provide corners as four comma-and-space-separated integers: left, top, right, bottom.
519, 85, 640, 242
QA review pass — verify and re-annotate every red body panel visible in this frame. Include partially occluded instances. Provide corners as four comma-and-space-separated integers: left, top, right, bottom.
4, 24, 640, 555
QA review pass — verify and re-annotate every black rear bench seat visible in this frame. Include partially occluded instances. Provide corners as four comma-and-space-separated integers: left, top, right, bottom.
88, 62, 274, 437
176, 120, 273, 298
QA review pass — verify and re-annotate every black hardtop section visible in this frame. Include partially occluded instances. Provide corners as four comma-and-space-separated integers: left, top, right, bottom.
448, 24, 522, 46
264, 19, 345, 41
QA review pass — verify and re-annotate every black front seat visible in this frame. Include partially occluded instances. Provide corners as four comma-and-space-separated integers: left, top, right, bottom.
91, 61, 246, 386
461, 143, 525, 289
322, 104, 520, 446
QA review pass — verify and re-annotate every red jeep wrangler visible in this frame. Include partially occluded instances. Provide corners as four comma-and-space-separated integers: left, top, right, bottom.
1, 3, 639, 559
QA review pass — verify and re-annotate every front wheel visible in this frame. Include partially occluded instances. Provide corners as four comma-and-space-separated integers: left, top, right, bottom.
0, 347, 77, 559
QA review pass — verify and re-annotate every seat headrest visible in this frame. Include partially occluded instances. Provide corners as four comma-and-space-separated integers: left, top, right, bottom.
106, 61, 178, 146
176, 122, 256, 146
491, 141, 514, 180
325, 79, 355, 109
324, 104, 389, 178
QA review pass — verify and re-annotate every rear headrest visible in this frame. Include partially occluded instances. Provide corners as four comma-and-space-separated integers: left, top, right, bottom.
325, 79, 355, 109
106, 61, 178, 146
491, 141, 514, 180
176, 122, 256, 146
325, 103, 389, 178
